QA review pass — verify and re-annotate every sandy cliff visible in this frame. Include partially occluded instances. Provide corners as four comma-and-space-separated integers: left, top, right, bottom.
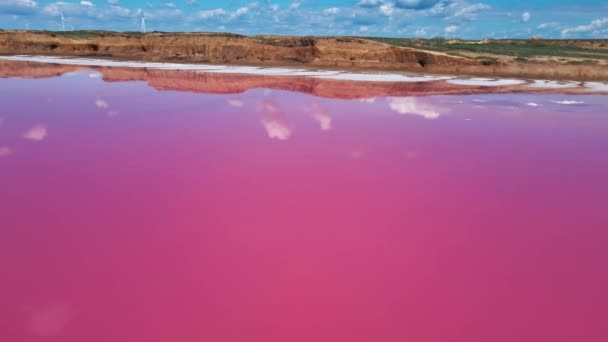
2, 31, 608, 81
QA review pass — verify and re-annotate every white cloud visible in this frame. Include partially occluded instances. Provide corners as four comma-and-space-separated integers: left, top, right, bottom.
289, 2, 301, 10
80, 1, 94, 7
107, 0, 118, 5
186, 0, 198, 6
522, 11, 531, 23
395, 0, 442, 10
163, 2, 176, 8
388, 97, 443, 119
380, 3, 394, 16
3, 0, 38, 8
562, 17, 608, 37
358, 0, 382, 7
359, 25, 369, 32
198, 8, 225, 19
448, 3, 490, 21
415, 28, 428, 37
537, 22, 559, 30
23, 124, 48, 141
445, 25, 459, 33
232, 6, 248, 17
323, 7, 340, 15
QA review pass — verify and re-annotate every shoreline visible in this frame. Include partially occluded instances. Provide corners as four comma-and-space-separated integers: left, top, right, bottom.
1, 57, 607, 97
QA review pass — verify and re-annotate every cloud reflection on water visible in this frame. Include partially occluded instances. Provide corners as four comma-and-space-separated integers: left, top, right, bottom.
388, 97, 445, 119
26, 302, 75, 337
23, 124, 48, 141
307, 101, 332, 131
227, 98, 245, 108
95, 99, 109, 109
257, 100, 293, 141
0, 146, 13, 157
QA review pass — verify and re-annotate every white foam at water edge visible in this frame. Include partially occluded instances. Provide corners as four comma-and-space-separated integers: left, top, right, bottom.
526, 102, 542, 107
585, 82, 608, 91
446, 78, 527, 86
0, 55, 449, 82
527, 80, 580, 89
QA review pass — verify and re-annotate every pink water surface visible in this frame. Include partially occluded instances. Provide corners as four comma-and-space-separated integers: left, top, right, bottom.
1, 70, 608, 342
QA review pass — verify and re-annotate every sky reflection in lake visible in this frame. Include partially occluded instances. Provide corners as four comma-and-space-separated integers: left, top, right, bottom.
1, 69, 608, 342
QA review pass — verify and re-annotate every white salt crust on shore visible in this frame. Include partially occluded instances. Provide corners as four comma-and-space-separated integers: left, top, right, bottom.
0, 55, 450, 82
1, 55, 608, 92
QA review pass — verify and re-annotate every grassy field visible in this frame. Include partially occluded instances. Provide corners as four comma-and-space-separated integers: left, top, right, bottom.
364, 37, 608, 60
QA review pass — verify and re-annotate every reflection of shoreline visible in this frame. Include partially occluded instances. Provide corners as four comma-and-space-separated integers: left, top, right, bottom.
0, 60, 606, 100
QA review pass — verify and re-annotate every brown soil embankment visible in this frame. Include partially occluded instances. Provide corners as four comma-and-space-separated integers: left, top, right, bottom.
2, 31, 608, 81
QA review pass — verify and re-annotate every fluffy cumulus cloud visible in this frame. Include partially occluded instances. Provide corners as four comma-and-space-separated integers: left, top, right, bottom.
562, 17, 608, 37
0, 1, 605, 38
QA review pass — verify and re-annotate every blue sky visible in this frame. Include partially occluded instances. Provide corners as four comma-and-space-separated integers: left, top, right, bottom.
1, 0, 607, 38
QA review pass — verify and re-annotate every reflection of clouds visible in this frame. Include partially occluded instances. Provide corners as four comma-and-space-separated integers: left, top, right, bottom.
263, 89, 273, 96
0, 146, 12, 157
23, 124, 48, 141
552, 100, 585, 105
88, 73, 101, 78
95, 98, 120, 118
388, 97, 444, 119
359, 98, 376, 103
403, 150, 419, 159
257, 100, 293, 140
0, 117, 4, 127
227, 98, 244, 108
527, 102, 542, 107
95, 99, 109, 109
27, 303, 74, 337
307, 101, 332, 131
351, 146, 370, 159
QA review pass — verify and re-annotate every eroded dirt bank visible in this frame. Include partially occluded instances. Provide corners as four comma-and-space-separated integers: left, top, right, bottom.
2, 31, 608, 81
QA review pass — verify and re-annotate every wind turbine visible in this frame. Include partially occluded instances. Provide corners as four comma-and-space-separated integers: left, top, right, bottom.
141, 11, 146, 33
59, 10, 71, 32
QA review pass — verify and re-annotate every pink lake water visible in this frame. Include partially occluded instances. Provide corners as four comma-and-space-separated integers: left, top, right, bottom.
1, 68, 608, 342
